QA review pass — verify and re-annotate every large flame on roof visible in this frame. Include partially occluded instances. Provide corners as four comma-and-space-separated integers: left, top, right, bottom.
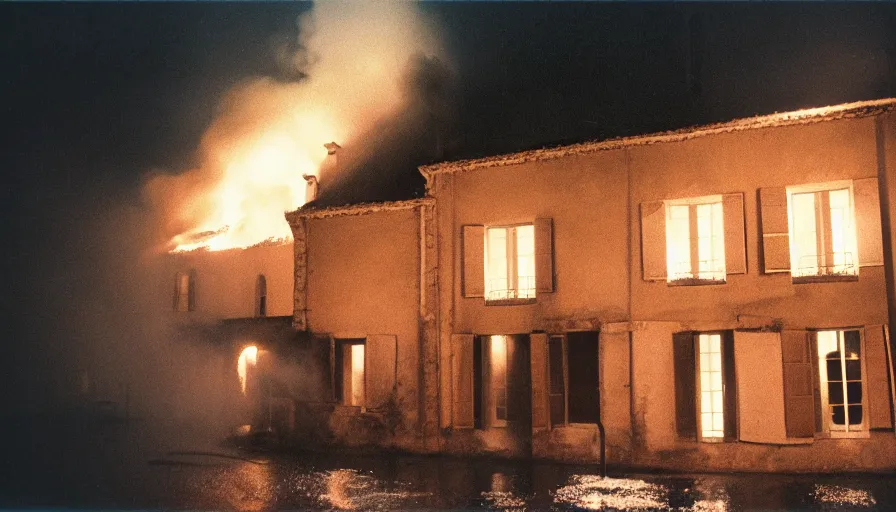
145, 2, 442, 252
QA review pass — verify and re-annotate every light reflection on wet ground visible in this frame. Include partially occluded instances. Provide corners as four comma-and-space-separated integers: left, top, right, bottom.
1, 417, 895, 510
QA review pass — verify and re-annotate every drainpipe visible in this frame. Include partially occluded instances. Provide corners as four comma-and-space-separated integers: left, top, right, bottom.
597, 376, 607, 477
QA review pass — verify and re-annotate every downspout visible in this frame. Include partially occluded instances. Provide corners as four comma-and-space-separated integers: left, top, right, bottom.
597, 366, 607, 477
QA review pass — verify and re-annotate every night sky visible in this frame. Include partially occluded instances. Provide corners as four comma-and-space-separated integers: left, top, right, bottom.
2, 2, 895, 412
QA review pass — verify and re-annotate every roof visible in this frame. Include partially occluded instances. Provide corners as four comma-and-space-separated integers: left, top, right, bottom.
285, 197, 433, 224
419, 98, 896, 178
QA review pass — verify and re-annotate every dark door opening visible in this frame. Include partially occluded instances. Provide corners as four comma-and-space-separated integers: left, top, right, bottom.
567, 331, 600, 424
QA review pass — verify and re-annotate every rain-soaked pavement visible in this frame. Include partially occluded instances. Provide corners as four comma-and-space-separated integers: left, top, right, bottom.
2, 415, 895, 510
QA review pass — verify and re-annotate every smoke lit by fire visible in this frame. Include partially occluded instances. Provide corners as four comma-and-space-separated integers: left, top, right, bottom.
145, 2, 443, 252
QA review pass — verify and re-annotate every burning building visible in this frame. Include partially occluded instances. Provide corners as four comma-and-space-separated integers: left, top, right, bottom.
164, 98, 896, 472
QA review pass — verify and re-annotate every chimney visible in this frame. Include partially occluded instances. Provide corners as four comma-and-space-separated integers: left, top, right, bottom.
302, 174, 319, 203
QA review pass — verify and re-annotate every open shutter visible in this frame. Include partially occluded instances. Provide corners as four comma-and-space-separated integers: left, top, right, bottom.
462, 225, 484, 298
641, 201, 667, 281
854, 178, 884, 267
365, 335, 397, 409
734, 331, 789, 443
535, 218, 554, 293
781, 330, 815, 438
673, 332, 697, 440
760, 187, 791, 273
723, 193, 747, 275
452, 334, 475, 428
722, 332, 738, 440
865, 325, 893, 429
530, 333, 549, 429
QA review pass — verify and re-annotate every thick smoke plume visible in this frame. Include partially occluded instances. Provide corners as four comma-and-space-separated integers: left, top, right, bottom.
144, 1, 445, 252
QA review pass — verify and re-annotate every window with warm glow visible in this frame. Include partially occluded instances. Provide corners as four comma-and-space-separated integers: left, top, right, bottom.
665, 197, 725, 283
488, 335, 508, 425
697, 334, 724, 440
485, 224, 535, 301
174, 271, 194, 312
335, 339, 366, 408
817, 329, 866, 435
787, 183, 858, 280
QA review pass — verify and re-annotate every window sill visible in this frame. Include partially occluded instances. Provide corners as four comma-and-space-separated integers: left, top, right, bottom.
818, 430, 870, 439
667, 278, 726, 287
485, 298, 536, 306
792, 274, 858, 284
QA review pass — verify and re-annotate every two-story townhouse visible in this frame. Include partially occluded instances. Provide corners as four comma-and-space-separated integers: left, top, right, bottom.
418, 99, 896, 471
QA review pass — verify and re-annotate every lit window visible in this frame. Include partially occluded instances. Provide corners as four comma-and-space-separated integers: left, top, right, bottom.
335, 339, 365, 408
665, 197, 725, 283
547, 332, 600, 426
697, 334, 724, 439
817, 329, 866, 434
174, 271, 194, 312
787, 183, 858, 280
488, 335, 509, 425
485, 224, 535, 301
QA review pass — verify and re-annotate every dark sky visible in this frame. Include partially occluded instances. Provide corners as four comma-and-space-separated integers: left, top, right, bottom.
2, 2, 895, 411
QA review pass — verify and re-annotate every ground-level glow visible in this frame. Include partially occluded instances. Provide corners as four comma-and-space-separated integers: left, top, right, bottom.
238, 345, 259, 395
351, 344, 365, 407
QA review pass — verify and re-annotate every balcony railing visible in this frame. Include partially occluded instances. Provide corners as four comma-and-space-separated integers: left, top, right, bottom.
794, 252, 857, 278
486, 276, 536, 301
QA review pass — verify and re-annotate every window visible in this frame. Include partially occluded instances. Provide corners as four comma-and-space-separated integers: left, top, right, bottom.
485, 225, 535, 301
787, 182, 858, 280
173, 270, 195, 312
334, 339, 365, 408
673, 331, 736, 442
256, 274, 267, 317
817, 329, 867, 435
697, 334, 724, 439
471, 334, 529, 428
547, 332, 600, 426
665, 196, 725, 283
487, 335, 509, 425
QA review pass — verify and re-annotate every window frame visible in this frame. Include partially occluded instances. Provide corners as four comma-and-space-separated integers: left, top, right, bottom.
664, 195, 726, 286
548, 334, 569, 427
484, 223, 536, 304
786, 181, 859, 283
695, 332, 727, 442
173, 270, 195, 312
334, 338, 366, 411
815, 328, 870, 438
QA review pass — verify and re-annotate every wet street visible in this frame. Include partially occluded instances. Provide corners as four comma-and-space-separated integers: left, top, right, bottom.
2, 415, 895, 510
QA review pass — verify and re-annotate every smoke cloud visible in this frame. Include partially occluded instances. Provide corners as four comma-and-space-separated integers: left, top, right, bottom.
143, 1, 447, 252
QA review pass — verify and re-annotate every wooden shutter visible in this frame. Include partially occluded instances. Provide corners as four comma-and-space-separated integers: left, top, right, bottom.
535, 218, 554, 293
530, 333, 549, 429
865, 325, 893, 429
548, 336, 566, 427
452, 334, 475, 428
462, 225, 484, 298
854, 178, 884, 267
723, 193, 747, 275
781, 330, 815, 438
760, 187, 791, 273
722, 332, 738, 440
673, 332, 697, 440
734, 331, 789, 443
365, 335, 397, 409
641, 201, 667, 281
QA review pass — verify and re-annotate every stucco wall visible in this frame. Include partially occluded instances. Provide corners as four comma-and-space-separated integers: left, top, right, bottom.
628, 116, 889, 329
305, 208, 423, 445
164, 243, 294, 320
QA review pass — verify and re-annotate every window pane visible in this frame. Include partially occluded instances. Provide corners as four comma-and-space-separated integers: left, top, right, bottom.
828, 382, 844, 405
490, 335, 508, 424
846, 382, 862, 405
828, 188, 856, 276
844, 330, 861, 359
350, 344, 365, 407
697, 202, 725, 280
832, 405, 846, 425
817, 331, 839, 358
666, 204, 691, 280
790, 192, 818, 277
847, 405, 863, 425
845, 360, 862, 381
486, 228, 508, 300
698, 334, 724, 439
826, 359, 843, 382
516, 225, 535, 298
